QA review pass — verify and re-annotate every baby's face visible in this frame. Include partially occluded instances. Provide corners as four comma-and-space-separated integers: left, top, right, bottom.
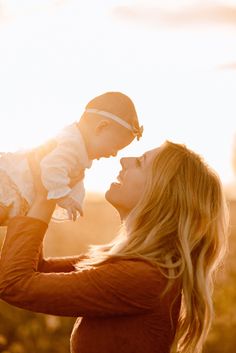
90, 122, 135, 160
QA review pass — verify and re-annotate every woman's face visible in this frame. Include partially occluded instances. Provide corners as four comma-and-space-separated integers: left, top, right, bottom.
105, 147, 159, 218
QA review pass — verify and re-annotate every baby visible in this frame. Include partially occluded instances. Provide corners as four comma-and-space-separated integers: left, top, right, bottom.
0, 91, 143, 224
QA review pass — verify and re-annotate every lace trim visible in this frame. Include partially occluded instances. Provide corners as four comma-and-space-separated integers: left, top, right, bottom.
0, 170, 29, 217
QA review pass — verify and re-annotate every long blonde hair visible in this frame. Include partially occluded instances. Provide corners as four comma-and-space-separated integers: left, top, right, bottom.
76, 141, 229, 353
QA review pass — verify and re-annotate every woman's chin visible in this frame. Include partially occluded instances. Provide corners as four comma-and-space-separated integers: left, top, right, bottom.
105, 186, 113, 201
105, 185, 120, 205
105, 188, 127, 220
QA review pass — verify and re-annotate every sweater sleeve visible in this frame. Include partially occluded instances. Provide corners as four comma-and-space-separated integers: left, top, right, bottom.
37, 245, 83, 273
0, 217, 162, 318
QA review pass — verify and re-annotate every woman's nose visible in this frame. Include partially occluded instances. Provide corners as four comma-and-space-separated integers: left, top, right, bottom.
120, 157, 131, 168
120, 157, 126, 168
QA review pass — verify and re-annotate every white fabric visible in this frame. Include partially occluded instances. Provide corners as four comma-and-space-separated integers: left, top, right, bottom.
40, 123, 92, 203
0, 169, 29, 220
0, 123, 92, 218
0, 152, 35, 205
85, 109, 133, 131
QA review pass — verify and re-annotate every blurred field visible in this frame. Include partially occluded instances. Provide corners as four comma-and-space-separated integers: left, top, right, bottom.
203, 199, 236, 353
0, 193, 236, 352
44, 192, 121, 257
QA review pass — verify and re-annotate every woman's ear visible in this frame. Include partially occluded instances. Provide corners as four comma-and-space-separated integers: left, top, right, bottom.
95, 120, 110, 134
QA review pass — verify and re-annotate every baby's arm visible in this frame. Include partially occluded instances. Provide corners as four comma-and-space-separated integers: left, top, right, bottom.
40, 145, 76, 200
40, 135, 84, 202
57, 181, 85, 220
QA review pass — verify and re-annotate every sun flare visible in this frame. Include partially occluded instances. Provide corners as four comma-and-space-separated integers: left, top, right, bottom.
1, 0, 236, 193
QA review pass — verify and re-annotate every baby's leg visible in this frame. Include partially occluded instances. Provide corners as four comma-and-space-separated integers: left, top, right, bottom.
0, 204, 9, 225
0, 169, 30, 225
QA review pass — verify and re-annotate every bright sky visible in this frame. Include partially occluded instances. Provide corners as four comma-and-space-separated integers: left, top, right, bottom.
0, 0, 236, 193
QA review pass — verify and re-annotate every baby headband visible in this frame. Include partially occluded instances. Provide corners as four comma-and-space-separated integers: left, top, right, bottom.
85, 108, 143, 140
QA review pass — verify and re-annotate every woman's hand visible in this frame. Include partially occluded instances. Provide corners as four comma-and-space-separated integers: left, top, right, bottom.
26, 139, 85, 224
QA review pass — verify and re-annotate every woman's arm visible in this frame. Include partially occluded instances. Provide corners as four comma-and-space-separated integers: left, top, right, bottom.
0, 217, 160, 317
37, 244, 85, 273
26, 143, 85, 270
0, 144, 160, 318
27, 197, 55, 224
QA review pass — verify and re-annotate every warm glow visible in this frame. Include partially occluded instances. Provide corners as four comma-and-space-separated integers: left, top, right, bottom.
0, 0, 236, 193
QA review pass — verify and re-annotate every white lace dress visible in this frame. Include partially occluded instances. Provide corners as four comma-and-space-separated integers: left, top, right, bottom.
0, 123, 92, 223
0, 151, 34, 221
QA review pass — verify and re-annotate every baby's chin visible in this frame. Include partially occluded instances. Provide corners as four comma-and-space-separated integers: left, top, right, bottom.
95, 153, 114, 160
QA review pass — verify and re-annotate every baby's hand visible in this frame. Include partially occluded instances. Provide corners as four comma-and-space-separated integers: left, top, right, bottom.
57, 196, 83, 221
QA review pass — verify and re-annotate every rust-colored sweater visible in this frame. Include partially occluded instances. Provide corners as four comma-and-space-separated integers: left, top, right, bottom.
0, 217, 181, 353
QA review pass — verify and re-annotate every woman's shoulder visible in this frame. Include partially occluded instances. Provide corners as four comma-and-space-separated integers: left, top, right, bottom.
110, 257, 161, 273
99, 258, 167, 291
107, 259, 181, 306
91, 258, 175, 309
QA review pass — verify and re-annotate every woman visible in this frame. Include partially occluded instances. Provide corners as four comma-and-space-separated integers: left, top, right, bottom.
0, 141, 229, 353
